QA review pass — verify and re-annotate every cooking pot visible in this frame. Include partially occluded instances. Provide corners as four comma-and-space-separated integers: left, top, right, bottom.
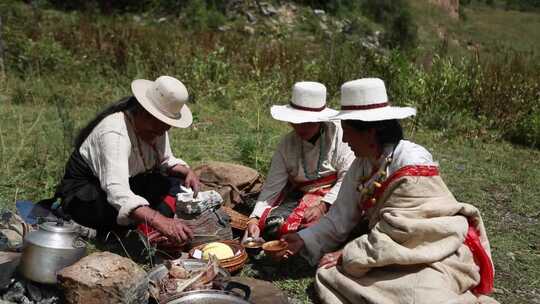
20, 220, 87, 284
160, 281, 251, 304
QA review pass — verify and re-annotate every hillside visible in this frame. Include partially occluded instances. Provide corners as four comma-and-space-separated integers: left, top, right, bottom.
411, 0, 540, 55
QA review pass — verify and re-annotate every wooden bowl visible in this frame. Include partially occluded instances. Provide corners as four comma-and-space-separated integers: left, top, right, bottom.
262, 240, 288, 262
189, 240, 248, 274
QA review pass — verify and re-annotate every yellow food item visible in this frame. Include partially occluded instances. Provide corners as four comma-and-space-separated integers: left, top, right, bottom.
202, 242, 234, 260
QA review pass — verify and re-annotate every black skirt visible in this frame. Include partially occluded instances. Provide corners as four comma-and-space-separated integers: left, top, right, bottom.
55, 148, 181, 232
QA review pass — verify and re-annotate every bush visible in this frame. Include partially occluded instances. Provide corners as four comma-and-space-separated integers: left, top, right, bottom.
505, 0, 540, 11
510, 107, 540, 148
360, 0, 418, 50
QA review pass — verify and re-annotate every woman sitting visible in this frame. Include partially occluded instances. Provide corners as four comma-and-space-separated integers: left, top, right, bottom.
284, 78, 498, 304
52, 76, 201, 245
245, 81, 355, 241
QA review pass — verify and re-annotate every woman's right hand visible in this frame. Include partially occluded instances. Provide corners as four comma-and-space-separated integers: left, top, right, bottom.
152, 216, 194, 244
281, 232, 305, 257
243, 218, 260, 241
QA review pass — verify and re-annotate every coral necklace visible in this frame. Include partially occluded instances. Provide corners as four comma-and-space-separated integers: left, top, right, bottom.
301, 127, 325, 180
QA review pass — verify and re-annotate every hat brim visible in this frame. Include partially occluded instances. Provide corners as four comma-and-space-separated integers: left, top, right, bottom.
131, 79, 193, 128
271, 105, 338, 123
331, 106, 416, 121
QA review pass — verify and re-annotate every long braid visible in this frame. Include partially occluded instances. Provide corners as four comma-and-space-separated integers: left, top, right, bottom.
73, 96, 138, 149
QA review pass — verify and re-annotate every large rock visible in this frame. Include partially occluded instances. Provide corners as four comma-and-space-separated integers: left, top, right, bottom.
0, 252, 20, 290
58, 252, 148, 304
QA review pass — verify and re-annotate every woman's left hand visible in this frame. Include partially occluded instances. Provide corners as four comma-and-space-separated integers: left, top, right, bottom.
303, 202, 327, 223
183, 169, 201, 197
318, 250, 342, 269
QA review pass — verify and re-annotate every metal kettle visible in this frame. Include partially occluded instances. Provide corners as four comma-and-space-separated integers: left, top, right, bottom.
20, 220, 87, 284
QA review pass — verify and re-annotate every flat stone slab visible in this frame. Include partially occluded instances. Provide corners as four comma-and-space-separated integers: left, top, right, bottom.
58, 252, 148, 304
229, 277, 288, 304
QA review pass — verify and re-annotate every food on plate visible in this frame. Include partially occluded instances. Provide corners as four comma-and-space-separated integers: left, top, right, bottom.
202, 242, 235, 260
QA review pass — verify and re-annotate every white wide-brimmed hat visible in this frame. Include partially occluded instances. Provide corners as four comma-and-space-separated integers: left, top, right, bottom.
332, 78, 416, 121
131, 76, 193, 128
271, 81, 338, 123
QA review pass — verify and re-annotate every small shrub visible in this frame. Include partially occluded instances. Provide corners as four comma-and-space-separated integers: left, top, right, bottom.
508, 107, 540, 148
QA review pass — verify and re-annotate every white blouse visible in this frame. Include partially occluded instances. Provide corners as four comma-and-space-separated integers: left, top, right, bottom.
298, 140, 436, 265
79, 111, 187, 225
250, 121, 355, 218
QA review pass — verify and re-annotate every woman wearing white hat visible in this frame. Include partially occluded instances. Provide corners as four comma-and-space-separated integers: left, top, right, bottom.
283, 78, 498, 303
245, 81, 355, 241
51, 76, 200, 244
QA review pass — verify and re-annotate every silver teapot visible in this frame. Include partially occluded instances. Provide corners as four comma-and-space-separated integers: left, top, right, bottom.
20, 220, 87, 284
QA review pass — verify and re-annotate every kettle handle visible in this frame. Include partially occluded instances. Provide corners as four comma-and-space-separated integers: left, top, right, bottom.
72, 236, 87, 249
224, 281, 251, 300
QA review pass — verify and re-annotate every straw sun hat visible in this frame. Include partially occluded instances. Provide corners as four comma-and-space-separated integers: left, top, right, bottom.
271, 81, 338, 124
131, 76, 193, 128
333, 78, 416, 121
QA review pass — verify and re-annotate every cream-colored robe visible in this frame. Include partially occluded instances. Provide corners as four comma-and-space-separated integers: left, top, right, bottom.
250, 121, 355, 218
298, 141, 499, 304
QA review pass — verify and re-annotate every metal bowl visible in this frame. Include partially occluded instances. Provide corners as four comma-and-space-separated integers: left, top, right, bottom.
160, 281, 251, 304
241, 237, 264, 256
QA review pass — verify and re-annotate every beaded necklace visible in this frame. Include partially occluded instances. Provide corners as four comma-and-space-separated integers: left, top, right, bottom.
356, 144, 395, 209
301, 126, 325, 180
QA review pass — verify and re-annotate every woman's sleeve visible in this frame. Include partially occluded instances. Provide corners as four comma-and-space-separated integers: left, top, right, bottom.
249, 149, 289, 218
298, 160, 363, 265
341, 177, 469, 277
93, 131, 150, 226
322, 140, 356, 205
159, 132, 188, 171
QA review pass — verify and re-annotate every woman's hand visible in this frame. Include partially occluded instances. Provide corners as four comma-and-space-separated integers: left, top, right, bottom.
318, 250, 342, 269
183, 169, 201, 197
243, 218, 261, 240
303, 202, 327, 223
281, 233, 305, 257
169, 164, 202, 197
131, 206, 193, 244
152, 216, 194, 244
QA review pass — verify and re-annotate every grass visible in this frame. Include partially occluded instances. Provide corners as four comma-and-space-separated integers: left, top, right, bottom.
409, 0, 540, 55
0, 1, 539, 303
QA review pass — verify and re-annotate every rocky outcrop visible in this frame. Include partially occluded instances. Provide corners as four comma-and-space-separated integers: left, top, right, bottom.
429, 0, 460, 19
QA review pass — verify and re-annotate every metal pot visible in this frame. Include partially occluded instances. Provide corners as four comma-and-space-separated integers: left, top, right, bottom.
20, 220, 87, 284
161, 281, 251, 304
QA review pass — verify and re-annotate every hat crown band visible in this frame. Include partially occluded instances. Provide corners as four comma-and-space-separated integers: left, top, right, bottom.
289, 102, 326, 112
341, 102, 389, 110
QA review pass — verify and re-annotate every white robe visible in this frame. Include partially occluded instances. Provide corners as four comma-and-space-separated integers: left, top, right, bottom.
250, 121, 355, 218
79, 111, 187, 225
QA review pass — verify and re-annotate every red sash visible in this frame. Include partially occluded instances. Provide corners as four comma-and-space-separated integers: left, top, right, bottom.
137, 194, 176, 237
360, 165, 494, 295
258, 173, 338, 237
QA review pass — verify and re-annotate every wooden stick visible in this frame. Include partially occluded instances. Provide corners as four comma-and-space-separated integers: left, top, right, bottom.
0, 16, 5, 80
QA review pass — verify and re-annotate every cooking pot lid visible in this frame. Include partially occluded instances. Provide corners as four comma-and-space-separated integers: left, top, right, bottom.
39, 221, 78, 233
